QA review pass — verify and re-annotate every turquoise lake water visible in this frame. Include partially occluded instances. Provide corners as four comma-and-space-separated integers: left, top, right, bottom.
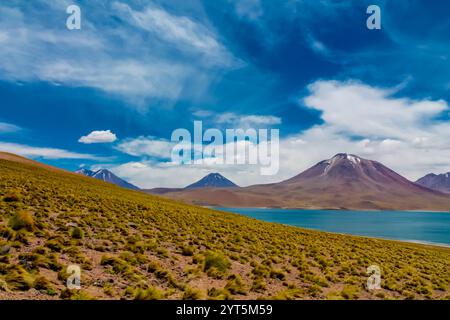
216, 208, 450, 246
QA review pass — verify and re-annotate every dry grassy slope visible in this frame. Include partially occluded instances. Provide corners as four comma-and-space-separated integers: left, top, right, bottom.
0, 152, 449, 300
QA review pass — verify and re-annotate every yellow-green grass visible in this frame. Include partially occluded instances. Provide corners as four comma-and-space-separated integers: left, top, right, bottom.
0, 154, 449, 300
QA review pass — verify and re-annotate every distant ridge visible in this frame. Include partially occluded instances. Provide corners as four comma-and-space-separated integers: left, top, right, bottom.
75, 168, 140, 190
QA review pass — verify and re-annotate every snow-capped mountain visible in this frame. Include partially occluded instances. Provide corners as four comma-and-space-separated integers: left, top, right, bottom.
185, 173, 238, 189
75, 168, 95, 177
158, 153, 450, 211
75, 168, 140, 190
416, 172, 450, 194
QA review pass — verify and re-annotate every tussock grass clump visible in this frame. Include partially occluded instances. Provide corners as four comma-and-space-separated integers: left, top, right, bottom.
3, 191, 21, 203
133, 286, 165, 300
203, 251, 230, 278
3, 265, 35, 291
100, 255, 131, 275
225, 274, 247, 295
182, 286, 203, 300
60, 289, 94, 300
70, 227, 84, 239
9, 211, 34, 231
181, 246, 194, 256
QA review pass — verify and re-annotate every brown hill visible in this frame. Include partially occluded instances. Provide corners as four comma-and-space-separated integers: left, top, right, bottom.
158, 153, 450, 211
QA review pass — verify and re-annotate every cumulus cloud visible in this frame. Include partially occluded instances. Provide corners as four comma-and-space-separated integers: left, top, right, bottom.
0, 142, 105, 160
78, 130, 117, 144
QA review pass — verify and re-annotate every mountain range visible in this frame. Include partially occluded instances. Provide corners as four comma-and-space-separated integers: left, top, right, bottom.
155, 153, 450, 211
75, 168, 140, 190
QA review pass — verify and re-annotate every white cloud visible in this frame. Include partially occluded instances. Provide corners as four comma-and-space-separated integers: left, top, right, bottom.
113, 2, 236, 66
0, 122, 21, 133
0, 142, 105, 160
116, 136, 174, 158
215, 112, 281, 127
78, 130, 117, 144
0, 2, 238, 103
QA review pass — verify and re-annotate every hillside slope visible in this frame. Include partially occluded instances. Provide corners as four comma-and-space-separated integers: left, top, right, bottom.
0, 152, 449, 300
163, 154, 450, 211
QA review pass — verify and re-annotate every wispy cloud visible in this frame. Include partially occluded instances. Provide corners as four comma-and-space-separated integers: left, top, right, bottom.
0, 122, 21, 133
215, 113, 281, 126
0, 1, 239, 104
194, 111, 281, 127
113, 2, 237, 66
0, 142, 106, 160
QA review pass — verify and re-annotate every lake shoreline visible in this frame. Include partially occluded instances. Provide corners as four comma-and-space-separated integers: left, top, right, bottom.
214, 207, 450, 248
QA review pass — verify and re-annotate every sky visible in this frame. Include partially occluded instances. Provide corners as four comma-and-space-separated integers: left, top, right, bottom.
0, 0, 450, 188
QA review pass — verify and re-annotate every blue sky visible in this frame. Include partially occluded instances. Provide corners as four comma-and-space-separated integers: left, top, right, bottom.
0, 0, 450, 188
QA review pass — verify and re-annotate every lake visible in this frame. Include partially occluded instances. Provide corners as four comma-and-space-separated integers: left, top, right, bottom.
216, 208, 450, 246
